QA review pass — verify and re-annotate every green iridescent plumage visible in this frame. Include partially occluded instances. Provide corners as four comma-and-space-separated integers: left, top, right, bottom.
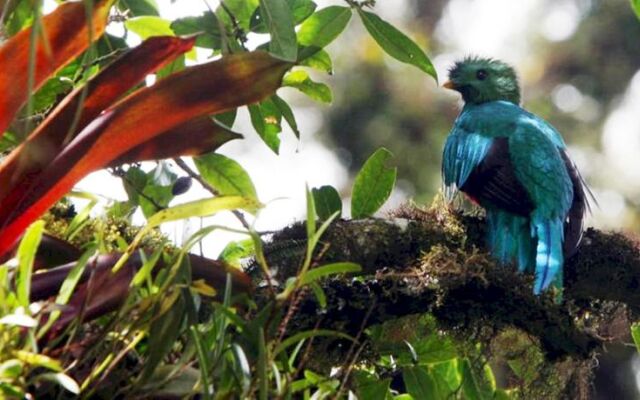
442, 57, 589, 294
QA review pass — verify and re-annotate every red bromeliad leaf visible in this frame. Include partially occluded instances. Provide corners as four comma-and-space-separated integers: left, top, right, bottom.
0, 51, 291, 257
30, 252, 253, 303
108, 116, 242, 167
0, 0, 114, 134
0, 36, 195, 205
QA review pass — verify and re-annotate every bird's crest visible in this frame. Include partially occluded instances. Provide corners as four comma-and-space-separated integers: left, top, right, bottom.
446, 56, 520, 105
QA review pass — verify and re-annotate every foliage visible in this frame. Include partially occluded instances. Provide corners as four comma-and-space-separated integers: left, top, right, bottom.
632, 0, 640, 20
351, 147, 397, 219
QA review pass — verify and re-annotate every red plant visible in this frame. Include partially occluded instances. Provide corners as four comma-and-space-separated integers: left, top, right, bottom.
0, 1, 293, 323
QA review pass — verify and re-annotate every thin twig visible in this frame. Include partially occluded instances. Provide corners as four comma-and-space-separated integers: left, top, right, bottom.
173, 157, 277, 296
276, 318, 324, 400
172, 157, 251, 230
335, 300, 377, 398
218, 0, 248, 48
113, 168, 166, 212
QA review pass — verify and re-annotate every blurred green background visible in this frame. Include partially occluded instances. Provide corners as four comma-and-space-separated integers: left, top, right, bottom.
308, 0, 640, 236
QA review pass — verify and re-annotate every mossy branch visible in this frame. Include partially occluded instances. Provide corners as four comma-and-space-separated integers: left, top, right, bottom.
253, 205, 640, 360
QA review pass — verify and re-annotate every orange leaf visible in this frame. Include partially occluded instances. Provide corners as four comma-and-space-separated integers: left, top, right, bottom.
0, 0, 113, 135
0, 51, 290, 257
108, 116, 242, 167
0, 36, 195, 207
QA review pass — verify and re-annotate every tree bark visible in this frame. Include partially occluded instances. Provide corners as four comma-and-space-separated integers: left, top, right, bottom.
253, 207, 639, 360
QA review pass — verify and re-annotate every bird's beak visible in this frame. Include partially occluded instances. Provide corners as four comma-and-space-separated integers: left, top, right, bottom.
443, 80, 456, 90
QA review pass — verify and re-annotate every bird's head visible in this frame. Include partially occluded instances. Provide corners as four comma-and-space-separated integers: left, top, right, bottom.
444, 57, 520, 105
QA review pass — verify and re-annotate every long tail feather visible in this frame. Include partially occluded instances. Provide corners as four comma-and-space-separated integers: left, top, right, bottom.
533, 219, 564, 294
560, 149, 593, 258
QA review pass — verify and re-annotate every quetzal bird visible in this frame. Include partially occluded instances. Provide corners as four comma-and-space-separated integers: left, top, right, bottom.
441, 57, 590, 294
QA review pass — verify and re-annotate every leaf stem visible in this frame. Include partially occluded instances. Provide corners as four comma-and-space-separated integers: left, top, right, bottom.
172, 157, 251, 230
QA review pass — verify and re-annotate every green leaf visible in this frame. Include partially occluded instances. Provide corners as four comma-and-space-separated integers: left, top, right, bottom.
632, 323, 640, 353
351, 148, 397, 219
300, 262, 361, 285
37, 372, 80, 394
114, 196, 259, 272
36, 246, 97, 337
432, 359, 462, 397
0, 360, 22, 379
131, 248, 162, 287
189, 326, 212, 400
5, 0, 33, 36
148, 196, 259, 230
312, 185, 342, 220
123, 166, 147, 206
459, 359, 496, 400
232, 344, 252, 396
307, 211, 339, 257
121, 0, 159, 16
271, 95, 300, 138
258, 328, 268, 400
65, 199, 97, 240
248, 100, 282, 153
288, 0, 317, 25
494, 389, 512, 400
251, 0, 317, 32
283, 70, 332, 103
309, 282, 327, 308
300, 48, 333, 74
216, 0, 260, 31
403, 366, 439, 399
125, 16, 175, 39
145, 366, 200, 398
305, 184, 317, 239
260, 0, 297, 61
215, 109, 238, 128
31, 77, 74, 113
0, 314, 37, 328
194, 153, 258, 204
219, 238, 256, 267
171, 12, 222, 49
632, 0, 640, 20
0, 131, 20, 154
16, 221, 45, 308
297, 6, 352, 60
397, 334, 457, 364
156, 54, 186, 79
404, 340, 419, 364
125, 163, 178, 218
14, 351, 61, 371
353, 371, 391, 400
140, 292, 186, 383
357, 10, 437, 81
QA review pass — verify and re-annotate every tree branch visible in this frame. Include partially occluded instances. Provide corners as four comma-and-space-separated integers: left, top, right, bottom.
253, 206, 640, 360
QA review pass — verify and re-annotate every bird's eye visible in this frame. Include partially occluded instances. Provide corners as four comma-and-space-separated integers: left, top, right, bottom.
476, 69, 488, 80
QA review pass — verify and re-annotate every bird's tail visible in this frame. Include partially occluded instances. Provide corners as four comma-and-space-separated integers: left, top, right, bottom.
532, 218, 564, 295
486, 209, 535, 274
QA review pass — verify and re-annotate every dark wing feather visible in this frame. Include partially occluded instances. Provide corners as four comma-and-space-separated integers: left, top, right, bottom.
460, 137, 535, 217
560, 149, 590, 258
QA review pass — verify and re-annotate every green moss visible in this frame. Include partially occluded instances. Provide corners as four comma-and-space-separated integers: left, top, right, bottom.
43, 200, 169, 253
